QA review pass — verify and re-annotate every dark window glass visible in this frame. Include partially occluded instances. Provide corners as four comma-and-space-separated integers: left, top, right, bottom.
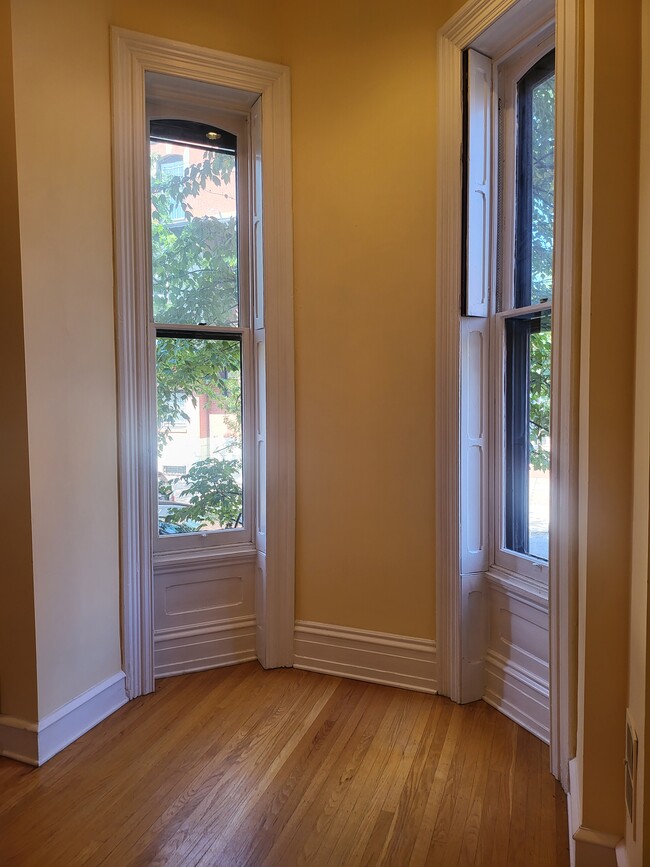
504, 309, 551, 559
514, 50, 555, 308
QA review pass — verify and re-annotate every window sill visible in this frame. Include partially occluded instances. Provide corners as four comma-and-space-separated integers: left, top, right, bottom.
485, 565, 549, 610
153, 542, 257, 574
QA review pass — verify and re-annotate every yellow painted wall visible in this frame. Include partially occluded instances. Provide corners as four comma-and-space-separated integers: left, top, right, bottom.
285, 0, 458, 637
110, 0, 284, 63
8, 0, 286, 718
0, 0, 37, 723
10, 0, 122, 717
9, 0, 459, 725
577, 0, 640, 841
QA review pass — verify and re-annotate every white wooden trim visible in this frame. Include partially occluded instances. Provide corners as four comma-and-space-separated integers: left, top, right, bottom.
460, 318, 490, 576
568, 758, 622, 867
256, 60, 296, 669
0, 673, 128, 767
435, 29, 464, 704
155, 616, 257, 678
549, 0, 581, 790
568, 757, 579, 867
485, 566, 549, 610
154, 544, 257, 574
484, 649, 550, 743
111, 29, 295, 697
111, 29, 155, 699
0, 715, 39, 766
437, 0, 579, 786
149, 103, 254, 560
484, 569, 549, 740
465, 49, 492, 318
459, 572, 489, 700
442, 0, 523, 46
615, 841, 630, 867
294, 621, 437, 694
38, 673, 128, 765
436, 0, 526, 705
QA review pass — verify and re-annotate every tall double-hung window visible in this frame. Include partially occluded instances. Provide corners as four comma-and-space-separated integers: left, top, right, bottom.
148, 112, 252, 552
464, 32, 555, 585
497, 44, 555, 578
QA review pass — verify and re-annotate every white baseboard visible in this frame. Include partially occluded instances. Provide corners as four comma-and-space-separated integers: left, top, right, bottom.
294, 621, 437, 694
568, 757, 623, 867
615, 840, 630, 867
0, 671, 128, 766
0, 715, 39, 765
154, 615, 257, 679
568, 757, 579, 867
483, 649, 550, 743
38, 672, 128, 764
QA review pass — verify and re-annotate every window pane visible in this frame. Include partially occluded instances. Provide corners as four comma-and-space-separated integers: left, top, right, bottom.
504, 310, 551, 560
150, 130, 239, 327
159, 155, 185, 222
514, 51, 555, 308
156, 335, 243, 536
530, 73, 555, 304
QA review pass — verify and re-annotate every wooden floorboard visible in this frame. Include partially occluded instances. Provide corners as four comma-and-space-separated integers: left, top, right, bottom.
0, 663, 570, 866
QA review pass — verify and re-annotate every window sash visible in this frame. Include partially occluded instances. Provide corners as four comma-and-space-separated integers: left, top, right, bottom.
146, 103, 254, 554
490, 37, 555, 586
503, 308, 551, 558
513, 50, 556, 309
492, 309, 550, 583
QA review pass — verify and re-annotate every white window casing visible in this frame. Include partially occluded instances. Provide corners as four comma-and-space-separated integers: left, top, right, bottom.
437, 0, 580, 789
111, 29, 295, 695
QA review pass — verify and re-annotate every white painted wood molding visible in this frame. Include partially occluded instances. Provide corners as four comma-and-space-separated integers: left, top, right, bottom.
567, 759, 624, 867
155, 616, 257, 678
436, 0, 580, 791
294, 621, 437, 694
111, 28, 295, 697
0, 672, 127, 766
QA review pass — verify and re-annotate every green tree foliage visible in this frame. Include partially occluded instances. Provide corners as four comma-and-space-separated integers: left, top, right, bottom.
530, 74, 555, 305
151, 152, 239, 326
529, 328, 551, 472
163, 454, 243, 530
528, 73, 554, 470
151, 147, 243, 532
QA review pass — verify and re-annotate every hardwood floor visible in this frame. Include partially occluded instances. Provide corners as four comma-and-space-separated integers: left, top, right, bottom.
0, 663, 569, 866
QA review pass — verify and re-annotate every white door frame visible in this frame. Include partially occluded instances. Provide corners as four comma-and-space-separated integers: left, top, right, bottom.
111, 28, 295, 698
435, 0, 581, 789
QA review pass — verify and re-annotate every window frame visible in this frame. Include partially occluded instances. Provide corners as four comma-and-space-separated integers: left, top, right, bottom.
495, 31, 555, 315
146, 100, 255, 554
489, 31, 555, 586
437, 0, 581, 790
111, 28, 296, 696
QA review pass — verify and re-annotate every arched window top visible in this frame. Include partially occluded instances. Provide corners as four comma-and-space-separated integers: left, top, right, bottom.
150, 118, 237, 154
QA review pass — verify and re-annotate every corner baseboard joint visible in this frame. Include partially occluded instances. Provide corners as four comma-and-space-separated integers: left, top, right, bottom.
0, 671, 128, 767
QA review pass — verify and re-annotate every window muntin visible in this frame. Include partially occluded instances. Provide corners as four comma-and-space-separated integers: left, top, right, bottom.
149, 115, 251, 546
